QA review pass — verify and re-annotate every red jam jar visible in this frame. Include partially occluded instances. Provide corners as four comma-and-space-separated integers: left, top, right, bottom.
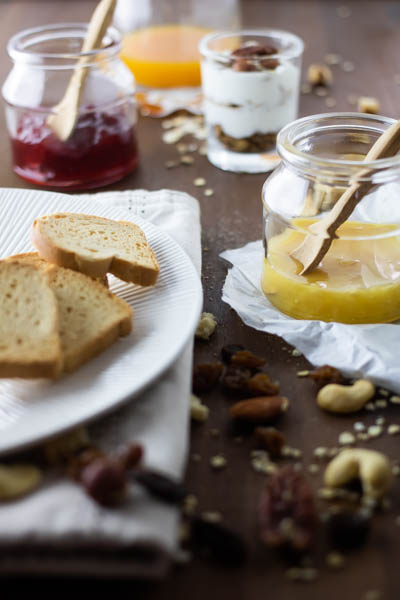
2, 24, 139, 190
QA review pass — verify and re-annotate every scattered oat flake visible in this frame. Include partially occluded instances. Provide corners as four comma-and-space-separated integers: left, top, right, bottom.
190, 394, 209, 422
210, 455, 227, 470
325, 97, 336, 108
315, 87, 328, 97
177, 142, 187, 153
365, 402, 376, 411
375, 416, 385, 426
325, 53, 341, 65
201, 511, 222, 523
308, 463, 320, 474
368, 425, 382, 438
391, 395, 400, 405
388, 424, 400, 435
183, 494, 198, 515
375, 399, 387, 409
364, 591, 382, 600
357, 432, 370, 441
199, 143, 207, 155
194, 177, 206, 187
301, 83, 312, 94
165, 160, 178, 169
379, 388, 389, 397
291, 348, 302, 357
314, 447, 328, 459
204, 188, 214, 197
342, 61, 355, 72
297, 370, 309, 377
338, 431, 355, 445
325, 551, 345, 569
347, 94, 357, 105
392, 465, 400, 476
354, 422, 365, 432
181, 155, 194, 165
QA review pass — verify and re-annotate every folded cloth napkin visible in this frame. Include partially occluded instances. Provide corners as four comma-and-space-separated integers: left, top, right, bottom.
0, 189, 201, 579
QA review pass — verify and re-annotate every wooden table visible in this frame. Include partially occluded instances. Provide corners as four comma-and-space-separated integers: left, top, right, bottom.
2, 1, 400, 598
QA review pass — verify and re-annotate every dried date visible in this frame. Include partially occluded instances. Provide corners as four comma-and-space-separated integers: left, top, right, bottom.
247, 373, 279, 396
255, 427, 286, 458
221, 344, 245, 365
231, 350, 266, 370
230, 396, 288, 423
190, 517, 247, 566
259, 466, 317, 552
309, 364, 345, 387
133, 469, 187, 505
193, 362, 224, 393
222, 366, 252, 395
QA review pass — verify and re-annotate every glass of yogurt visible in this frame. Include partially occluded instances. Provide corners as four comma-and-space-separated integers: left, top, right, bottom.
199, 29, 303, 173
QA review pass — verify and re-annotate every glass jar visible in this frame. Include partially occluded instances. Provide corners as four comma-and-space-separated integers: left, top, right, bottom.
115, 0, 240, 88
262, 113, 400, 324
2, 24, 138, 190
199, 29, 303, 173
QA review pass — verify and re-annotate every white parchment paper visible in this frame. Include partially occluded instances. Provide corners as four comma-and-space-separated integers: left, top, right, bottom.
221, 240, 400, 393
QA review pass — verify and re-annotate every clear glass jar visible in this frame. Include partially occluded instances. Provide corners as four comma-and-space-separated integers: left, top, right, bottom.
262, 113, 400, 324
115, 0, 240, 88
2, 23, 138, 190
199, 29, 303, 173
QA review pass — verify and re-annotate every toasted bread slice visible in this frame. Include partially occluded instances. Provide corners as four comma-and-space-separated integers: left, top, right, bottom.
31, 213, 160, 286
9, 253, 133, 373
0, 260, 62, 378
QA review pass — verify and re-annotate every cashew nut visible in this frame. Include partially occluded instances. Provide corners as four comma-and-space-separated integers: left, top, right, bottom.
0, 464, 42, 501
317, 379, 375, 413
324, 448, 392, 499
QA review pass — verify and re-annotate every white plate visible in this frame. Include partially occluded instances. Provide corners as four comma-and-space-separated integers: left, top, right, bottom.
0, 189, 202, 456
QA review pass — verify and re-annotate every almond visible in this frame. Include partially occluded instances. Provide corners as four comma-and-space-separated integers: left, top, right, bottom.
229, 396, 289, 423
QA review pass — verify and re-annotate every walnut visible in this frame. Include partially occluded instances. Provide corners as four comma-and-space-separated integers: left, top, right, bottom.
259, 466, 317, 552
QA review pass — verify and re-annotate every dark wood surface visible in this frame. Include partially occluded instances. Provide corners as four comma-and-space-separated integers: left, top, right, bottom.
2, 1, 400, 599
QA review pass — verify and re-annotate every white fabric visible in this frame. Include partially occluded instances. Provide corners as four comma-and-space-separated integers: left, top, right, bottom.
0, 189, 201, 579
221, 240, 400, 393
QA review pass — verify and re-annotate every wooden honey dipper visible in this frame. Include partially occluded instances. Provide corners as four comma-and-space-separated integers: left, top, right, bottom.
291, 119, 400, 275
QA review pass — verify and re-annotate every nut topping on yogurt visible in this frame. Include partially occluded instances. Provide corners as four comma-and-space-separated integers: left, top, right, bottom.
231, 43, 279, 72
201, 35, 301, 156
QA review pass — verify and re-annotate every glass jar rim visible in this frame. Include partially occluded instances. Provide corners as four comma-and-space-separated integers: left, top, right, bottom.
277, 112, 400, 177
198, 28, 304, 62
7, 23, 121, 67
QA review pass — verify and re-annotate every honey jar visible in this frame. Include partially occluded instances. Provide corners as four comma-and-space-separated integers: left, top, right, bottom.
261, 113, 400, 324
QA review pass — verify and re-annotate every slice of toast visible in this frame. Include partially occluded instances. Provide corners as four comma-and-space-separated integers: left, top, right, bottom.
9, 253, 133, 374
31, 213, 160, 286
0, 260, 62, 378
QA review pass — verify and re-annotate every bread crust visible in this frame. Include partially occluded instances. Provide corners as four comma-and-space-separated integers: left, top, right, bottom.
31, 214, 160, 285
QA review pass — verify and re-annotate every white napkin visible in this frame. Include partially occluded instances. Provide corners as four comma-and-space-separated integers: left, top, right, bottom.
0, 189, 201, 579
221, 240, 400, 393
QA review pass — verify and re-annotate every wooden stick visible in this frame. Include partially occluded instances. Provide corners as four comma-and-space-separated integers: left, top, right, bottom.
291, 119, 400, 275
47, 0, 117, 142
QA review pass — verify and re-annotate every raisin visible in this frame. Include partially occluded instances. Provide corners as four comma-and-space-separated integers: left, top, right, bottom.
117, 443, 144, 471
247, 373, 279, 396
255, 427, 286, 458
231, 350, 265, 369
66, 447, 105, 480
79, 457, 127, 507
221, 344, 245, 365
309, 364, 345, 387
259, 466, 317, 552
327, 510, 370, 550
190, 517, 247, 566
193, 362, 224, 393
133, 469, 187, 505
222, 366, 252, 395
233, 58, 257, 72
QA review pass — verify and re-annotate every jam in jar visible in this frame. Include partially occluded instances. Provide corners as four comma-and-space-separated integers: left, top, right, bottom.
3, 24, 138, 190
